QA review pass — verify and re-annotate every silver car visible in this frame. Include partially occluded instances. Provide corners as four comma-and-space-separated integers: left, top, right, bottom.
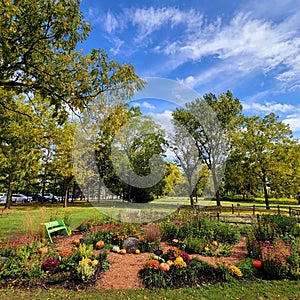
12, 194, 32, 203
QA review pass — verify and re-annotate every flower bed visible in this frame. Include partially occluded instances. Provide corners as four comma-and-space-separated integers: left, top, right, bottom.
0, 213, 299, 290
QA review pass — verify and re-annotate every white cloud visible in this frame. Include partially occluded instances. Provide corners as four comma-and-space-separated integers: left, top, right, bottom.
282, 114, 300, 132
169, 11, 300, 91
148, 110, 174, 132
104, 11, 119, 34
141, 101, 155, 109
242, 102, 297, 113
96, 3, 300, 94
130, 7, 203, 41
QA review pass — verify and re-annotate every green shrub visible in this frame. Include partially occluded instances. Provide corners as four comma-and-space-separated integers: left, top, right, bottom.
286, 237, 300, 279
235, 258, 259, 280
182, 236, 206, 254
261, 215, 299, 236
160, 221, 180, 241
139, 257, 233, 289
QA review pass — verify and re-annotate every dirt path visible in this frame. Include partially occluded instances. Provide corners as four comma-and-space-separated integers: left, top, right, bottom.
96, 236, 247, 290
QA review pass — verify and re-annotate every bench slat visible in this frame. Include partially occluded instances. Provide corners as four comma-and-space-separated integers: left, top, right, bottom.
42, 220, 70, 243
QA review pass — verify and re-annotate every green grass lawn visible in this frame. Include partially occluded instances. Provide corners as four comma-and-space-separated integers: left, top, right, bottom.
0, 202, 104, 242
1, 197, 299, 241
0, 280, 299, 300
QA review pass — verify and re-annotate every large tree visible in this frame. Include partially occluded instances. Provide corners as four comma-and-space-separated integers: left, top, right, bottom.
173, 91, 242, 206
0, 0, 143, 121
169, 123, 202, 206
235, 113, 295, 209
0, 91, 42, 208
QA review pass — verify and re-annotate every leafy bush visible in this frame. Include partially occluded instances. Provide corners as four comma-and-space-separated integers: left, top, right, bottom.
261, 215, 299, 236
182, 236, 206, 254
139, 257, 235, 289
260, 239, 291, 279
235, 258, 259, 280
160, 221, 180, 241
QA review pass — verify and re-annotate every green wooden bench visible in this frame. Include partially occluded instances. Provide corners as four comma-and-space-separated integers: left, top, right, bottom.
42, 220, 70, 243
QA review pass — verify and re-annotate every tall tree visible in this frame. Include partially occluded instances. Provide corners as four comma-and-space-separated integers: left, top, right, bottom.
237, 113, 295, 209
50, 122, 76, 207
169, 123, 202, 206
0, 0, 143, 120
0, 91, 42, 208
173, 91, 242, 206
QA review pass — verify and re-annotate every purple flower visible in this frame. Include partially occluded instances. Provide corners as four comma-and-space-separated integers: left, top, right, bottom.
42, 258, 59, 271
181, 252, 191, 261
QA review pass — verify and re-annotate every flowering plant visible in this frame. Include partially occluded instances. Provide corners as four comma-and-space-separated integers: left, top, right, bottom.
181, 252, 191, 261
228, 265, 243, 277
166, 246, 182, 260
260, 239, 291, 279
59, 249, 73, 258
173, 256, 187, 268
145, 259, 160, 270
42, 258, 59, 271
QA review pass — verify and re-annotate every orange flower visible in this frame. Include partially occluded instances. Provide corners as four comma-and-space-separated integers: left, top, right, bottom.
59, 249, 73, 258
145, 259, 160, 270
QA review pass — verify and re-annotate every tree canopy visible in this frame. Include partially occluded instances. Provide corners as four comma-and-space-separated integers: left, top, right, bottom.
0, 0, 143, 121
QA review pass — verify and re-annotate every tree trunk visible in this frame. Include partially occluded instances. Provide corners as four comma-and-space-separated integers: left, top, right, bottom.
5, 179, 12, 209
212, 171, 221, 207
215, 189, 221, 207
189, 194, 194, 206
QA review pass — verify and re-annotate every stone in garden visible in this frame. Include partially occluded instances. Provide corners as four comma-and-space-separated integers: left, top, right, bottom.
122, 237, 140, 253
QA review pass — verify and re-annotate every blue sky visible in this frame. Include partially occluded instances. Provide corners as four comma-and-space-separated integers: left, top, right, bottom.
79, 0, 300, 139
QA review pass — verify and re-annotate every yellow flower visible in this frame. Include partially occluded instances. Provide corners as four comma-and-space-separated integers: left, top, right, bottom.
228, 265, 243, 277
173, 256, 187, 268
166, 260, 174, 266
92, 259, 99, 265
212, 241, 218, 247
79, 258, 92, 265
204, 246, 210, 252
135, 249, 140, 254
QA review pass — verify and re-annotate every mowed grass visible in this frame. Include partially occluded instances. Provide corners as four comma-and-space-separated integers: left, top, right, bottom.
1, 281, 299, 300
0, 202, 104, 242
1, 197, 299, 241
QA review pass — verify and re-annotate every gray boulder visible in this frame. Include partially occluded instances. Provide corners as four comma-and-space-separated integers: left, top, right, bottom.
122, 237, 140, 253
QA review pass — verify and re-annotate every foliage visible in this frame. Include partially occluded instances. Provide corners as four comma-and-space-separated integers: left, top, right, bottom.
159, 212, 240, 253
0, 0, 143, 120
139, 256, 233, 289
228, 113, 296, 208
260, 239, 291, 279
181, 236, 206, 254
235, 258, 259, 280
172, 91, 243, 206
42, 258, 59, 272
246, 214, 300, 258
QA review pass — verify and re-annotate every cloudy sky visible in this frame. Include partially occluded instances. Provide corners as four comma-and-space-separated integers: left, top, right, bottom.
79, 0, 300, 139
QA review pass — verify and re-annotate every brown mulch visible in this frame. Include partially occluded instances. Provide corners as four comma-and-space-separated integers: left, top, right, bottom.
52, 234, 247, 290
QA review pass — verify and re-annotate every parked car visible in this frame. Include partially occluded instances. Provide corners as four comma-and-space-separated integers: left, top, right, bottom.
27, 193, 43, 202
11, 194, 32, 203
27, 193, 58, 202
0, 194, 6, 203
0, 194, 31, 203
44, 193, 59, 202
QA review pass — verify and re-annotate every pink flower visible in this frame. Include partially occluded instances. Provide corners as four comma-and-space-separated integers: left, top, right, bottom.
181, 252, 191, 261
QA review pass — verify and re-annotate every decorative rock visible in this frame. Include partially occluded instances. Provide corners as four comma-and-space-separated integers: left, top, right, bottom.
122, 237, 140, 253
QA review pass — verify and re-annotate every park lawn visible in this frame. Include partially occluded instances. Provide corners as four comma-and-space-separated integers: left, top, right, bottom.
0, 203, 104, 242
0, 280, 299, 300
1, 198, 299, 242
